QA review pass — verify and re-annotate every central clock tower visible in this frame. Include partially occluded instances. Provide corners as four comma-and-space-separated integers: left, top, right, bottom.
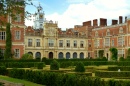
33, 3, 44, 29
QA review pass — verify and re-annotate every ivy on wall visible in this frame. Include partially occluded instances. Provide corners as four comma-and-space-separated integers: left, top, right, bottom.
109, 48, 118, 60
4, 23, 12, 59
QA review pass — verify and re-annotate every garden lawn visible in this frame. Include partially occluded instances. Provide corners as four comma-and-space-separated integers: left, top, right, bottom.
0, 75, 44, 86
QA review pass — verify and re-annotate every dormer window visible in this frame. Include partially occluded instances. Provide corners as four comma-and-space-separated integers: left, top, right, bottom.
106, 29, 110, 36
119, 27, 123, 33
95, 31, 98, 37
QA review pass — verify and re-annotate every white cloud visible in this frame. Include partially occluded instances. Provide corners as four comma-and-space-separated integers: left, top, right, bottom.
45, 0, 130, 30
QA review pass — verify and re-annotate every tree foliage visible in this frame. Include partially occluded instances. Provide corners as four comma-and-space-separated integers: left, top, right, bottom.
109, 48, 118, 60
21, 53, 33, 60
127, 48, 130, 56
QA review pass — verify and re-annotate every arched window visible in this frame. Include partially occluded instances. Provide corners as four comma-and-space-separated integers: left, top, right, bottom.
35, 52, 41, 59
58, 52, 63, 59
80, 52, 84, 59
73, 52, 77, 59
28, 52, 33, 56
66, 52, 70, 59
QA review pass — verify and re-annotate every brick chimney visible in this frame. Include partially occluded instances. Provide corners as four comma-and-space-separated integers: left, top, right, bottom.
100, 18, 107, 26
112, 19, 118, 25
93, 19, 98, 26
125, 16, 127, 23
83, 20, 91, 27
119, 16, 123, 24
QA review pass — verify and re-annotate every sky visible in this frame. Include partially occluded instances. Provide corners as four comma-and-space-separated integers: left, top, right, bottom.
25, 0, 130, 30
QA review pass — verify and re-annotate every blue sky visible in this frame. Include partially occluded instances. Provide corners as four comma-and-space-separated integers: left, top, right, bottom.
25, 0, 130, 30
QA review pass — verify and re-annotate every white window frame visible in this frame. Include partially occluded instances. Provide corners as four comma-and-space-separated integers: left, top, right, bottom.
0, 31, 6, 40
73, 40, 77, 48
48, 39, 54, 47
66, 40, 70, 47
15, 31, 20, 40
59, 40, 63, 47
105, 38, 110, 46
14, 49, 20, 58
80, 41, 84, 48
28, 39, 32, 47
36, 39, 40, 47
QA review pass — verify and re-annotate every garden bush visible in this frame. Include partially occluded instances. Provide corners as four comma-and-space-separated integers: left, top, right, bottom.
35, 62, 46, 69
21, 53, 33, 60
50, 60, 60, 70
75, 62, 85, 72
0, 66, 7, 75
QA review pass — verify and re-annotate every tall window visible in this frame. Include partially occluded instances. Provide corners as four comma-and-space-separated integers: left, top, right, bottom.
119, 27, 123, 33
94, 39, 98, 48
66, 40, 70, 47
95, 31, 98, 37
105, 38, 110, 46
15, 49, 20, 58
48, 39, 54, 47
28, 39, 32, 47
15, 31, 20, 40
0, 31, 6, 40
36, 39, 40, 47
15, 14, 21, 22
106, 29, 110, 36
111, 39, 114, 46
73, 40, 77, 48
80, 41, 84, 48
118, 37, 124, 46
59, 40, 63, 47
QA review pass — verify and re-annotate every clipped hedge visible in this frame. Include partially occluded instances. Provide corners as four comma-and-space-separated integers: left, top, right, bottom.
108, 66, 130, 71
0, 66, 7, 75
95, 71, 130, 78
0, 62, 45, 68
6, 68, 130, 86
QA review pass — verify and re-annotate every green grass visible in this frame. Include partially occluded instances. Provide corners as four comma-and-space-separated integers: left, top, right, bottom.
0, 75, 44, 86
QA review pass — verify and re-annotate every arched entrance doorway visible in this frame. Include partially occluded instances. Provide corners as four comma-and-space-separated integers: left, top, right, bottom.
66, 52, 70, 59
58, 52, 63, 59
80, 52, 84, 59
35, 52, 41, 59
49, 52, 53, 59
73, 52, 77, 59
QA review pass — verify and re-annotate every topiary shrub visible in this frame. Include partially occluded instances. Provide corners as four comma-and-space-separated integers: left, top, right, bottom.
119, 57, 124, 61
75, 62, 85, 72
36, 62, 46, 69
50, 60, 60, 70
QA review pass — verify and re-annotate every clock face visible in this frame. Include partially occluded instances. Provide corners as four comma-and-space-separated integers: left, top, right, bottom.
39, 14, 43, 19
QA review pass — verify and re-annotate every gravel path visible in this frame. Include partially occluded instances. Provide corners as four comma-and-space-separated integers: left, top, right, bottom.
0, 79, 24, 86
